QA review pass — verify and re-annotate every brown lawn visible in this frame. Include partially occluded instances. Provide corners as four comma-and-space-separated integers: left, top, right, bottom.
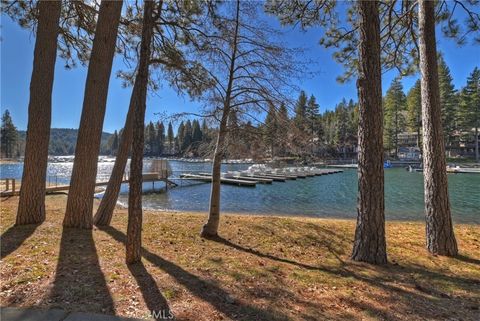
1, 195, 479, 320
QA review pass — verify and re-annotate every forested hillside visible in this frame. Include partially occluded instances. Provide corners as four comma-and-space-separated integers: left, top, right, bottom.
16, 128, 112, 156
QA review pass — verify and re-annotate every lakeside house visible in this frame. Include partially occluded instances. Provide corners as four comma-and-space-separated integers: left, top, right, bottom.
397, 147, 422, 161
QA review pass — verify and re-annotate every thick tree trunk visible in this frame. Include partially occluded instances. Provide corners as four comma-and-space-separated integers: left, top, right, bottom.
418, 0, 458, 256
126, 0, 155, 265
16, 0, 61, 225
201, 109, 229, 238
64, 0, 123, 229
94, 90, 135, 226
351, 0, 387, 265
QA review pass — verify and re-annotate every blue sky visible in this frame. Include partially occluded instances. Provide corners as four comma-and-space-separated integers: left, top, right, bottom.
1, 9, 478, 133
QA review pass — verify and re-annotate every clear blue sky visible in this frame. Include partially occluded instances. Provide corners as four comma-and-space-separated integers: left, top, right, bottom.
1, 10, 478, 133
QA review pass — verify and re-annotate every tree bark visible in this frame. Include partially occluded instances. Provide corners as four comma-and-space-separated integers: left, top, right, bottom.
200, 0, 241, 238
17, 0, 61, 225
351, 0, 387, 265
64, 0, 123, 229
93, 89, 135, 226
418, 0, 458, 256
126, 0, 155, 265
200, 109, 229, 238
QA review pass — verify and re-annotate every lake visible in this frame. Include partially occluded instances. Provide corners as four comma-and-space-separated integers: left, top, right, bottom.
1, 160, 479, 223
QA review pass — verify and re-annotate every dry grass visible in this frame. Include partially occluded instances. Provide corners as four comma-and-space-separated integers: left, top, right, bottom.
1, 195, 479, 320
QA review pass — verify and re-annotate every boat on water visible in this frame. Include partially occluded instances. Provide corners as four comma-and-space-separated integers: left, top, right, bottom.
446, 165, 480, 174
406, 165, 423, 172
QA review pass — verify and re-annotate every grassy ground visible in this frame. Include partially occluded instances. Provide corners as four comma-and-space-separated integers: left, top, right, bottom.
1, 195, 479, 321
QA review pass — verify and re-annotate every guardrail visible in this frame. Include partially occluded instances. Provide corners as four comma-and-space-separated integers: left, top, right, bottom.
1, 178, 17, 193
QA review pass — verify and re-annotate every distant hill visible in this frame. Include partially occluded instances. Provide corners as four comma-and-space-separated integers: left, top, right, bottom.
17, 128, 113, 156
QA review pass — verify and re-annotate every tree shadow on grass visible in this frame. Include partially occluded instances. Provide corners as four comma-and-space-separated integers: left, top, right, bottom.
45, 227, 114, 314
455, 254, 480, 266
1, 224, 39, 258
128, 261, 171, 320
100, 226, 289, 321
212, 236, 327, 270
211, 234, 480, 320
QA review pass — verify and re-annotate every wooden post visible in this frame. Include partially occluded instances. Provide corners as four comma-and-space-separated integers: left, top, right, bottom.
12, 179, 16, 193
6, 179, 9, 191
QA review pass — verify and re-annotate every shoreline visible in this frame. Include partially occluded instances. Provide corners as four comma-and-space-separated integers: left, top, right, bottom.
137, 202, 480, 225
115, 199, 480, 225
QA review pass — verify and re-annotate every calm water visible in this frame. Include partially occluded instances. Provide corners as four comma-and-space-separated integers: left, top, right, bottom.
1, 160, 479, 223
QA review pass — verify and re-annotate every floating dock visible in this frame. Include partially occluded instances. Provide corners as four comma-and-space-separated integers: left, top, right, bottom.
198, 173, 273, 184
180, 173, 257, 187
179, 168, 343, 187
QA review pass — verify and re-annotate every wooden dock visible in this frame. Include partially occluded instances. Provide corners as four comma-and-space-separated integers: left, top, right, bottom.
0, 172, 175, 197
179, 168, 344, 187
1, 167, 345, 196
198, 173, 273, 184
240, 174, 287, 182
180, 173, 257, 187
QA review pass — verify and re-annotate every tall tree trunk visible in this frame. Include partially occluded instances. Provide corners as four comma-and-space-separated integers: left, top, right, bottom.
200, 109, 229, 238
93, 90, 135, 226
418, 0, 458, 256
200, 0, 241, 238
351, 0, 387, 265
64, 0, 123, 229
16, 0, 61, 225
126, 0, 155, 265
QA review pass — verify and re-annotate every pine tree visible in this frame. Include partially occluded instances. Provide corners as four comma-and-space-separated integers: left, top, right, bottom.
145, 121, 156, 155
0, 110, 18, 158
126, 0, 155, 264
182, 120, 193, 153
306, 95, 320, 153
294, 91, 308, 130
351, 1, 387, 264
264, 102, 278, 158
225, 110, 240, 159
16, 0, 61, 225
418, 0, 457, 256
156, 121, 165, 156
383, 77, 406, 157
346, 99, 358, 148
438, 55, 458, 151
458, 67, 480, 162
176, 121, 185, 153
277, 103, 290, 156
111, 130, 119, 155
334, 101, 349, 158
191, 119, 202, 143
167, 122, 174, 154
65, 0, 123, 229
407, 80, 422, 148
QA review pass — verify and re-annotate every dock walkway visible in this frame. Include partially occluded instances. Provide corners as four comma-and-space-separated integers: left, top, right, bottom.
179, 173, 257, 187
179, 168, 343, 187
0, 172, 172, 197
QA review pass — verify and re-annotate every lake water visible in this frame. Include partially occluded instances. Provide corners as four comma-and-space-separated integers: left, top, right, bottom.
1, 160, 479, 223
